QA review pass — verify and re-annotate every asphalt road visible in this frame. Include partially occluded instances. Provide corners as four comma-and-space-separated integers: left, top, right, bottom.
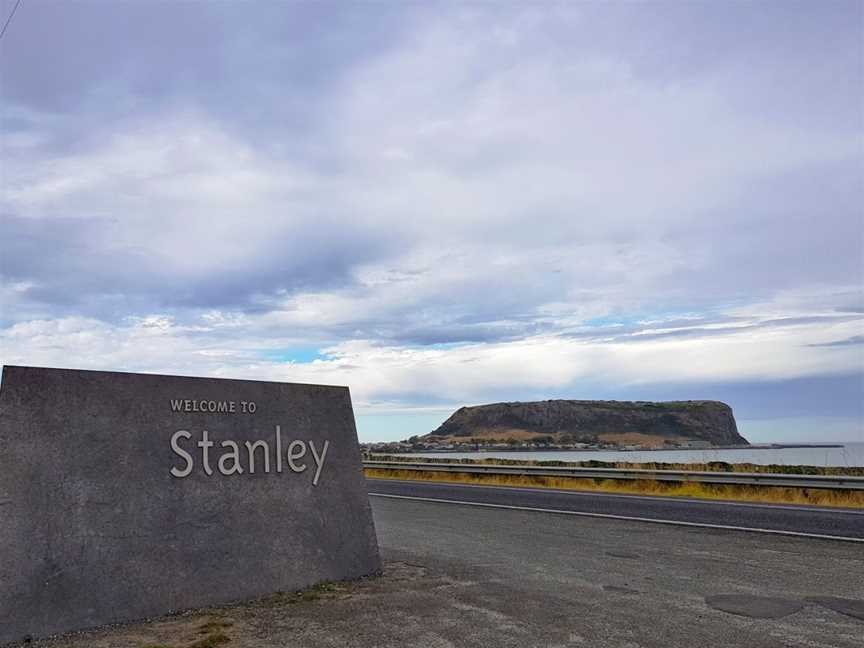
367, 478, 864, 540
370, 494, 864, 648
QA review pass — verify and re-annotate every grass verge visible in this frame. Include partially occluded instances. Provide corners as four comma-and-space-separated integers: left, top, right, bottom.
364, 467, 864, 508
367, 454, 864, 476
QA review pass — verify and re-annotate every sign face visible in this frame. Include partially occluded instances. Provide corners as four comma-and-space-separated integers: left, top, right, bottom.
0, 366, 381, 644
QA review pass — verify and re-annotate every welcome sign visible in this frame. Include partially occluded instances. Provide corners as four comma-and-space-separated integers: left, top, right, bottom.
0, 366, 381, 644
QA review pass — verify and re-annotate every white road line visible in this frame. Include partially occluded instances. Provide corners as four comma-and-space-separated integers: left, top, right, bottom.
366, 477, 864, 516
368, 492, 864, 543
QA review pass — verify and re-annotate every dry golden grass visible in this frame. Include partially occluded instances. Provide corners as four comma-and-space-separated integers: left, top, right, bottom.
364, 467, 864, 508
596, 432, 685, 447
368, 453, 864, 476
441, 428, 544, 441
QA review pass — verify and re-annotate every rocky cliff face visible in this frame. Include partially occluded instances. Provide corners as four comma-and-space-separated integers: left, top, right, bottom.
427, 400, 747, 446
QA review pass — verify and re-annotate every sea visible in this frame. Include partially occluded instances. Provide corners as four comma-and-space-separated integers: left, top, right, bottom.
405, 442, 864, 468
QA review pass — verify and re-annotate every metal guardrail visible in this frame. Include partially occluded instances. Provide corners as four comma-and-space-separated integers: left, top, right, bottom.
362, 460, 864, 490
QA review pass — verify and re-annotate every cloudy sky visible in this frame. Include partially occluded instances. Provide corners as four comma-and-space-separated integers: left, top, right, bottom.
1, 1, 862, 443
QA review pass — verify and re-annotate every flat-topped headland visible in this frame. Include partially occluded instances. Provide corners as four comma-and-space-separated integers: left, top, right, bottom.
412, 399, 748, 450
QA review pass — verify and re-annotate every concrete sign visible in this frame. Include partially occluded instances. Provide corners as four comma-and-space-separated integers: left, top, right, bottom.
0, 366, 381, 644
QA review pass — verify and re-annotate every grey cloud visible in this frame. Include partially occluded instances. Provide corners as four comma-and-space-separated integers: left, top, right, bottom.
653, 160, 863, 305
0, 3, 407, 107
376, 322, 539, 346
0, 214, 396, 319
807, 336, 864, 348
1, 1, 861, 355
625, 2, 861, 128
530, 373, 864, 421
607, 315, 864, 344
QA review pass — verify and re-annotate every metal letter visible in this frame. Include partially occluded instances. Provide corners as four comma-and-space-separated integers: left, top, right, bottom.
199, 430, 214, 476
244, 440, 270, 474
286, 440, 307, 473
170, 430, 194, 478
218, 441, 244, 475
308, 440, 329, 486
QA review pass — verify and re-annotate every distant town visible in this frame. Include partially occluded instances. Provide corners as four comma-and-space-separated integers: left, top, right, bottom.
361, 436, 715, 454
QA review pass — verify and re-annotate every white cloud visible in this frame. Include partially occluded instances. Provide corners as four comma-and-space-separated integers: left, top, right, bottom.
2, 306, 860, 413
